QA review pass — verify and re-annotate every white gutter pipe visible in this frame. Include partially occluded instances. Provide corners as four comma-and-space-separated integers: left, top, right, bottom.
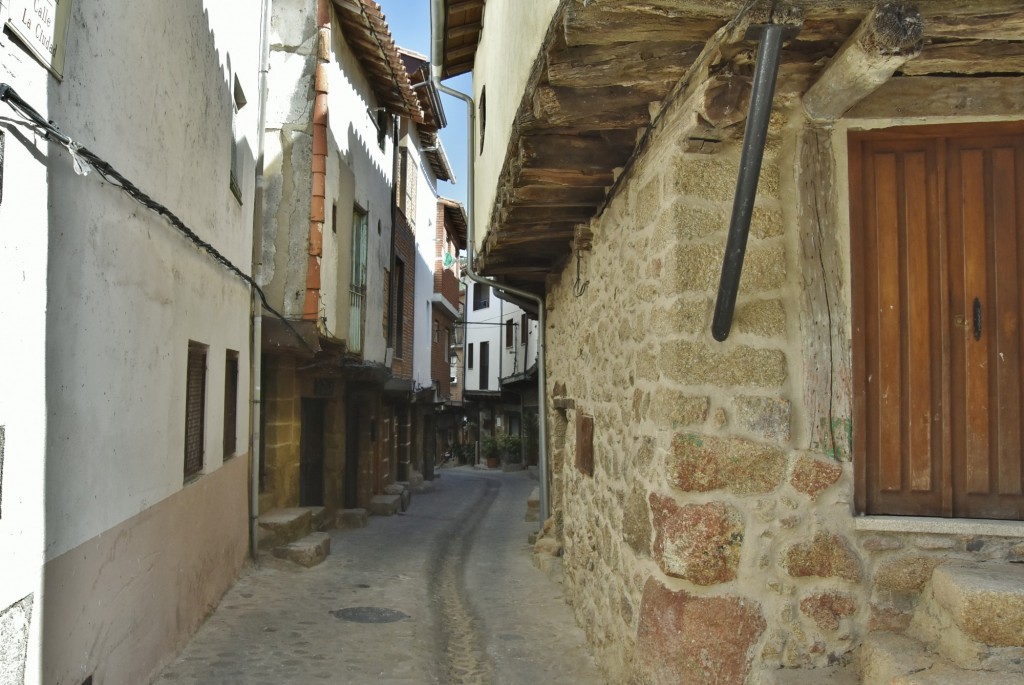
429, 0, 550, 525
249, 0, 272, 561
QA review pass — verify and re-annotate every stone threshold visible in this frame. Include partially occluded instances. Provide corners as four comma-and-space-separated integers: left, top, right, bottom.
854, 515, 1024, 538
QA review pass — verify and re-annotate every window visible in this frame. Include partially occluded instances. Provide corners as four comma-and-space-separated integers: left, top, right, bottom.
184, 342, 207, 481
478, 86, 486, 155
472, 282, 490, 310
349, 207, 368, 352
521, 314, 528, 345
376, 107, 388, 150
229, 75, 247, 203
468, 343, 474, 369
479, 341, 490, 390
505, 319, 514, 348
394, 258, 405, 357
223, 351, 239, 459
400, 148, 418, 217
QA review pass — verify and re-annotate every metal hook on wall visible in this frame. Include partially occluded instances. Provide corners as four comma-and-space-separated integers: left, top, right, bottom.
573, 249, 589, 298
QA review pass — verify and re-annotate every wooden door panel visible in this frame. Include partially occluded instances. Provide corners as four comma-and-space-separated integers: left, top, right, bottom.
853, 137, 946, 516
949, 136, 1024, 518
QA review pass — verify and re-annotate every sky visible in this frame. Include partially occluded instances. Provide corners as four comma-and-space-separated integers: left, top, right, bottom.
377, 0, 473, 207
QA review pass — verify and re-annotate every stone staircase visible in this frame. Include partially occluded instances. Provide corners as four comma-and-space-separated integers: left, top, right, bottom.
860, 561, 1024, 684
257, 507, 331, 568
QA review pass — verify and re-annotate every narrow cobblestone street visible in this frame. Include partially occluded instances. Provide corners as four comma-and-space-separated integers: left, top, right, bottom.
152, 468, 603, 684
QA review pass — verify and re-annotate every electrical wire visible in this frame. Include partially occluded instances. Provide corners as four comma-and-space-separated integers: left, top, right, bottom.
0, 83, 314, 354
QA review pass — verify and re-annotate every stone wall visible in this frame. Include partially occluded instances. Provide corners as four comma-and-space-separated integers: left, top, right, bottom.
542, 93, 1024, 684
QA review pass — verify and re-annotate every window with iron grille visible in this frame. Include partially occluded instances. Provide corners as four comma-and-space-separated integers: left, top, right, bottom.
223, 350, 238, 459
184, 342, 207, 480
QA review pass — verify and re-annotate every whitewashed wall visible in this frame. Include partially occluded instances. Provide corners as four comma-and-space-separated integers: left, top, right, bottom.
322, 15, 395, 364
0, 6, 50, 680
470, 0, 559, 255
1, 0, 261, 681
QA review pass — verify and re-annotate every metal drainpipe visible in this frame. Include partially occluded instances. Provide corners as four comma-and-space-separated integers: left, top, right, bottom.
429, 0, 550, 524
249, 0, 273, 561
711, 22, 795, 342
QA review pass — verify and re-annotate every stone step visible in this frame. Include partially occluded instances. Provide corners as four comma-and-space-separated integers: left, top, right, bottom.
861, 632, 1023, 685
257, 508, 314, 550
908, 561, 1024, 673
306, 505, 328, 532
525, 486, 540, 522
384, 483, 412, 512
368, 494, 402, 516
272, 532, 331, 568
336, 508, 368, 530
929, 561, 1024, 648
758, 665, 857, 685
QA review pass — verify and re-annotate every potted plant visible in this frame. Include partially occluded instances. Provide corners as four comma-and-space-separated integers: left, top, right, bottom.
481, 434, 500, 469
498, 433, 524, 471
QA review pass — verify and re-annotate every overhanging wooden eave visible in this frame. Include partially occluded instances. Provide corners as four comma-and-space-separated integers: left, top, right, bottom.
477, 0, 1024, 295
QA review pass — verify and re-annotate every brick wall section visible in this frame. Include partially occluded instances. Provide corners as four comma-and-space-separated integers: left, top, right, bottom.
391, 210, 416, 379
304, 0, 331, 320
542, 92, 1024, 683
431, 310, 456, 399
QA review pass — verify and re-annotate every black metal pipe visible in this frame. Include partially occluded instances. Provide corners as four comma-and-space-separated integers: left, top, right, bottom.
711, 23, 792, 342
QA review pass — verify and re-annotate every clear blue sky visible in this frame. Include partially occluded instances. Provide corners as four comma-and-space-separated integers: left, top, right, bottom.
377, 0, 472, 207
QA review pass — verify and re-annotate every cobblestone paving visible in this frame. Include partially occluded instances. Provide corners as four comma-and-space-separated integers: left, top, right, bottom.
151, 468, 604, 684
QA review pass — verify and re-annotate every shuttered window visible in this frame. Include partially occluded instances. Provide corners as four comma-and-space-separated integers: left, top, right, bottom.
184, 343, 207, 480
850, 123, 1024, 520
223, 351, 238, 459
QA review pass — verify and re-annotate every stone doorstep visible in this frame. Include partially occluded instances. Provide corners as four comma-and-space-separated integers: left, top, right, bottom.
861, 632, 1023, 685
272, 531, 331, 568
929, 561, 1024, 648
336, 508, 368, 530
257, 508, 314, 550
306, 506, 328, 532
368, 494, 402, 517
756, 664, 857, 685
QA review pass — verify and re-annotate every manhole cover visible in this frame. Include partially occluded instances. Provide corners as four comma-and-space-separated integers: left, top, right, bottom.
332, 607, 409, 624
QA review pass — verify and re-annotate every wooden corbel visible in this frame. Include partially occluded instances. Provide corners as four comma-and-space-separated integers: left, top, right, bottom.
803, 2, 924, 122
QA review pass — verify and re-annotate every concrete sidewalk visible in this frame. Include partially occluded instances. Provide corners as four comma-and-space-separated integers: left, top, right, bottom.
151, 468, 604, 684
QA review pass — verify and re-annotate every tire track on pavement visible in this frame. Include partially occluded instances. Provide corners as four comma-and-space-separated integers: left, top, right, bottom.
426, 475, 501, 684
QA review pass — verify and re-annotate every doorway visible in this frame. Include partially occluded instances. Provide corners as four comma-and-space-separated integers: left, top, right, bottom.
850, 122, 1024, 519
300, 399, 325, 507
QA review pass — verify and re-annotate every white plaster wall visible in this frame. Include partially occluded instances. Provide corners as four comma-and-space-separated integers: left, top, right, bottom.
41, 0, 259, 558
500, 306, 538, 379
471, 0, 559, 254
464, 283, 503, 390
406, 128, 441, 390
324, 15, 395, 363
0, 20, 50, 683
261, 0, 317, 314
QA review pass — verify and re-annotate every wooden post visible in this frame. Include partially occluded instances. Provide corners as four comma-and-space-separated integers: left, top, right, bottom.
802, 2, 924, 122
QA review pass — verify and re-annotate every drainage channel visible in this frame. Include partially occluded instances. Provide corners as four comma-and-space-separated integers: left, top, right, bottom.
426, 476, 501, 684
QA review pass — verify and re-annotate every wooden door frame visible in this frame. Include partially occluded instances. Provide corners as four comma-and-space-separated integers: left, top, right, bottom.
849, 119, 1024, 518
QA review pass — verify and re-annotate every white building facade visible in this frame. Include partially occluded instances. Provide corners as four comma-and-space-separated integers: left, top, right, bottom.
0, 1, 262, 682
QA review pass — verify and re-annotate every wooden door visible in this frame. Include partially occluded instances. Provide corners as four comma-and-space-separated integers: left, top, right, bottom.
851, 123, 1024, 520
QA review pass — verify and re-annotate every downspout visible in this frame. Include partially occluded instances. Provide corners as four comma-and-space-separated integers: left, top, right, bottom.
249, 0, 273, 561
711, 22, 798, 341
429, 0, 550, 524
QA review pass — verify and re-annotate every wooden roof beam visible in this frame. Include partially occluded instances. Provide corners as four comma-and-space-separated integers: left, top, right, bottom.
802, 1, 924, 122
